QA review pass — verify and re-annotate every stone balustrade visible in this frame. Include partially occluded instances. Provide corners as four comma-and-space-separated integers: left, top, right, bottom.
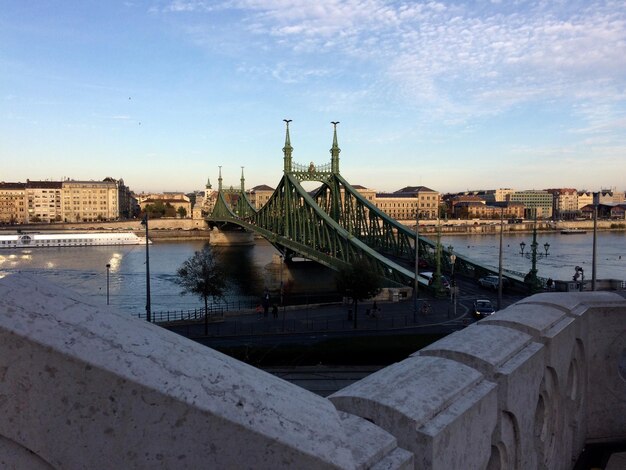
1, 273, 624, 469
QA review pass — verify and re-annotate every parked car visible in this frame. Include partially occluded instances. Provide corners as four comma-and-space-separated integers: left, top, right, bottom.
478, 275, 509, 290
473, 299, 495, 319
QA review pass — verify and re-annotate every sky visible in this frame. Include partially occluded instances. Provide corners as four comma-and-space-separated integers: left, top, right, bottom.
1, 0, 626, 194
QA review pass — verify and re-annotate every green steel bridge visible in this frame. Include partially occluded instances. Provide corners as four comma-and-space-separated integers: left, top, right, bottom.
207, 121, 523, 290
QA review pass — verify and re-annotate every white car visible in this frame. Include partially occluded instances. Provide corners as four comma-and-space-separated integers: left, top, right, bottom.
478, 275, 508, 290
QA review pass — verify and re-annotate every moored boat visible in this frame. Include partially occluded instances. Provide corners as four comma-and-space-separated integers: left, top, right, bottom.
560, 228, 587, 235
0, 232, 149, 249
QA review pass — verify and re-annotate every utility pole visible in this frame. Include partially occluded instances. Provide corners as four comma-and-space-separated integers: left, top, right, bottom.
592, 192, 598, 290
141, 214, 151, 322
414, 208, 419, 322
497, 207, 504, 310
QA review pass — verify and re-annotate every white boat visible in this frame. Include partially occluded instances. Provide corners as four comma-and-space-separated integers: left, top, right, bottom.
0, 232, 149, 249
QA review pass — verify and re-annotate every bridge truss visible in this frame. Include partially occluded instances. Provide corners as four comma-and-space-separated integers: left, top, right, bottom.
208, 122, 517, 288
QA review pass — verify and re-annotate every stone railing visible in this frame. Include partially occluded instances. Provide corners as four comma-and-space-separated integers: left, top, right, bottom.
1, 273, 624, 469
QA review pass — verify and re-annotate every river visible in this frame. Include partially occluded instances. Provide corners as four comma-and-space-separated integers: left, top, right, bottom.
1, 231, 624, 316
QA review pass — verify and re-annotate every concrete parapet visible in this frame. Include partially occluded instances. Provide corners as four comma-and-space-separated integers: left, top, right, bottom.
0, 274, 624, 469
0, 274, 407, 469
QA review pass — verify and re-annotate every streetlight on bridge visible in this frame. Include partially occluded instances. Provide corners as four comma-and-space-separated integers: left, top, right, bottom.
519, 210, 550, 293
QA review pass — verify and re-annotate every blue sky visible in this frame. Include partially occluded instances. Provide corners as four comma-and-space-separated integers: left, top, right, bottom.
2, 0, 625, 194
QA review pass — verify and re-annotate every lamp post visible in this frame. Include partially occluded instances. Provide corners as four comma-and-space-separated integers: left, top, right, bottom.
432, 220, 445, 297
280, 254, 286, 332
519, 210, 550, 293
106, 263, 111, 305
140, 214, 151, 322
592, 192, 598, 290
448, 249, 457, 318
413, 209, 419, 322
497, 207, 504, 310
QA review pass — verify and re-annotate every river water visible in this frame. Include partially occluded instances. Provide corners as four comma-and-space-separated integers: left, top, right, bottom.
1, 231, 624, 316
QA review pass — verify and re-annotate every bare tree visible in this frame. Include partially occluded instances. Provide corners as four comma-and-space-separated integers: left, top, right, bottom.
176, 246, 226, 335
335, 257, 382, 329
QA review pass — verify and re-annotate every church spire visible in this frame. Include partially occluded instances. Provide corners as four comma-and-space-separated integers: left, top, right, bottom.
330, 121, 340, 174
218, 166, 223, 192
283, 119, 293, 173
205, 177, 212, 190
240, 166, 245, 192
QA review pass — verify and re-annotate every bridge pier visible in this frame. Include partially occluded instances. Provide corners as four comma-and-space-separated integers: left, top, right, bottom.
208, 228, 254, 246
264, 254, 337, 295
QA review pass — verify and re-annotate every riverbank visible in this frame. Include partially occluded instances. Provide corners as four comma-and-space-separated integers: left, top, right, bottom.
406, 219, 626, 235
1, 218, 625, 238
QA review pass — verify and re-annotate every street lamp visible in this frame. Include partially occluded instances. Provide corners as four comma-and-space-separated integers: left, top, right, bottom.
413, 208, 419, 323
140, 214, 151, 322
448, 249, 457, 319
520, 210, 550, 293
280, 254, 286, 332
106, 263, 111, 305
432, 220, 445, 297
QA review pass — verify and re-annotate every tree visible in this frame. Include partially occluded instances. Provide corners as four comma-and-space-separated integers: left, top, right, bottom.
175, 246, 227, 335
177, 206, 187, 218
335, 257, 382, 329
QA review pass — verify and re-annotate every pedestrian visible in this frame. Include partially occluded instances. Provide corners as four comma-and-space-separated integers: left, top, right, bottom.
373, 300, 378, 313
272, 304, 278, 319
546, 278, 553, 291
256, 304, 263, 319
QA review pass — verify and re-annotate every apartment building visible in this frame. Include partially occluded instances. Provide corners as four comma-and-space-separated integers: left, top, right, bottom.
453, 201, 525, 219
62, 179, 120, 222
247, 185, 275, 210
26, 181, 63, 223
375, 186, 440, 220
546, 188, 578, 220
0, 183, 28, 224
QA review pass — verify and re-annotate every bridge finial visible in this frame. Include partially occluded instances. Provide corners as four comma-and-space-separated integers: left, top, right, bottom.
330, 121, 340, 174
218, 166, 223, 192
240, 166, 245, 192
283, 119, 293, 173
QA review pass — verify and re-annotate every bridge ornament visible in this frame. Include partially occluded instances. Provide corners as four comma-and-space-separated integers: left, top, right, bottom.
291, 160, 333, 183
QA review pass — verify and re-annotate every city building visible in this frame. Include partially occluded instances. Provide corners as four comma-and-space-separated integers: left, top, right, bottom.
452, 201, 524, 220
599, 188, 625, 204
509, 190, 553, 218
247, 185, 275, 210
545, 188, 578, 220
580, 203, 626, 219
26, 180, 63, 223
577, 191, 594, 210
0, 182, 28, 224
375, 186, 440, 220
137, 192, 192, 218
352, 185, 376, 203
62, 179, 120, 222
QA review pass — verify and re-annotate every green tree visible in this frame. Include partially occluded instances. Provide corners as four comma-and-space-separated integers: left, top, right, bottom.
177, 206, 187, 218
176, 246, 227, 335
335, 257, 382, 329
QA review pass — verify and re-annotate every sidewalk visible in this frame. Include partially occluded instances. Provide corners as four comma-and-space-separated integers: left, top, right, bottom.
164, 297, 471, 341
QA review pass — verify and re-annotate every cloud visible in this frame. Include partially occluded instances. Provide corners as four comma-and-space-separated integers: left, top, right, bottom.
158, 0, 626, 129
